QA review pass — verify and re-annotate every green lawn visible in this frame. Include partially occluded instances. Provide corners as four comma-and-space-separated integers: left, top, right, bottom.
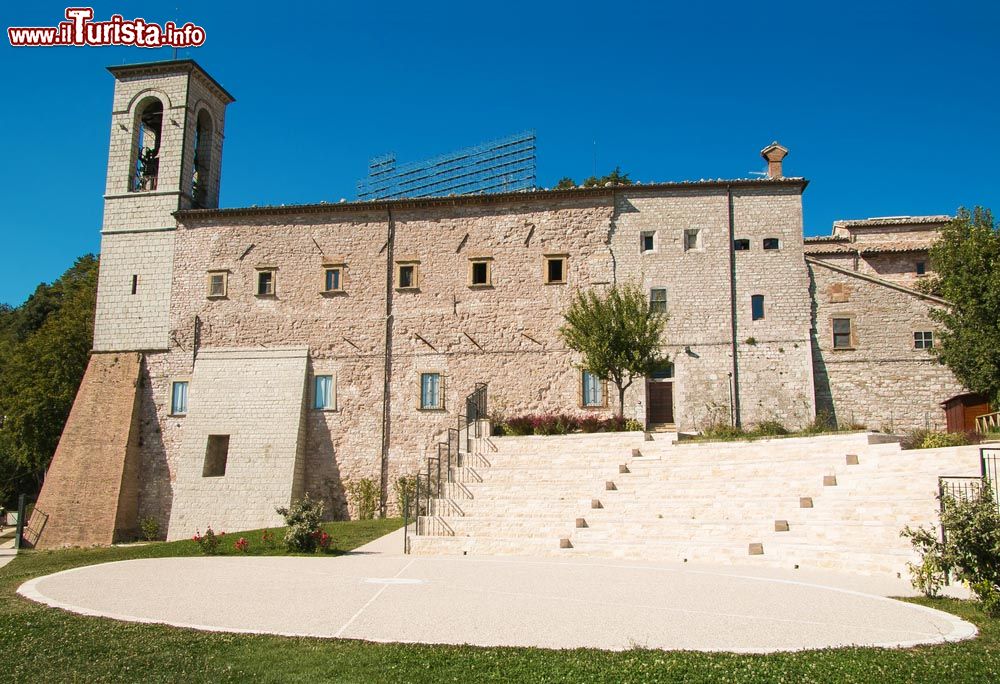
0, 519, 998, 683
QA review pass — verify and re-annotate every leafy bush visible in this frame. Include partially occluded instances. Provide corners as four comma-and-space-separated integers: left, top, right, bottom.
902, 485, 1000, 614
276, 495, 325, 553
139, 516, 160, 541
702, 423, 747, 440
393, 476, 416, 517
801, 410, 836, 435
902, 430, 981, 450
496, 412, 644, 436
752, 420, 789, 437
346, 478, 379, 520
192, 527, 221, 555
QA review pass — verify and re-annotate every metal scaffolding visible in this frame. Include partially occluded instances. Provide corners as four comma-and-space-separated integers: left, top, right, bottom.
357, 131, 536, 201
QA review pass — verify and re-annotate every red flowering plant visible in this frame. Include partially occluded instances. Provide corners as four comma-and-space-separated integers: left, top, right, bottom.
193, 527, 221, 555
234, 537, 250, 553
312, 529, 332, 552
261, 529, 277, 549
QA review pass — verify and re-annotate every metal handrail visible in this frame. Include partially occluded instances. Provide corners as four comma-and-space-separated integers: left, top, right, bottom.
403, 383, 488, 551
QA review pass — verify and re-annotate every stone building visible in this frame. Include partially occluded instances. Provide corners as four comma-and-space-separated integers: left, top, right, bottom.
31, 60, 967, 547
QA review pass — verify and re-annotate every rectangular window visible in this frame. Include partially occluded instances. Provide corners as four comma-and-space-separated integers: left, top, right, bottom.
582, 370, 604, 407
733, 239, 750, 251
649, 288, 667, 313
203, 435, 230, 477
420, 372, 442, 409
256, 269, 275, 296
914, 331, 934, 349
651, 362, 674, 380
323, 266, 344, 293
544, 255, 567, 284
751, 294, 765, 321
170, 381, 189, 415
763, 238, 780, 250
832, 317, 853, 349
916, 261, 927, 276
469, 258, 492, 287
684, 229, 701, 251
131, 274, 138, 295
314, 375, 334, 409
396, 261, 419, 290
207, 271, 227, 298
641, 231, 655, 253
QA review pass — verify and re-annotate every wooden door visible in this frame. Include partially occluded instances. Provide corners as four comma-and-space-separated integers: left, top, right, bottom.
648, 382, 674, 425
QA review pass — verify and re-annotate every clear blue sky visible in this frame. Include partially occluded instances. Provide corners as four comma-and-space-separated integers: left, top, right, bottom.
2, 1, 997, 306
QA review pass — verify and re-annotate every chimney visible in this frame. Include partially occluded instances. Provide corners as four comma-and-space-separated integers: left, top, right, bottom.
760, 142, 789, 179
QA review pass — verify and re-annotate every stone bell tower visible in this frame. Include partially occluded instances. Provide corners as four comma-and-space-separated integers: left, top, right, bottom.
33, 61, 234, 548
93, 59, 234, 352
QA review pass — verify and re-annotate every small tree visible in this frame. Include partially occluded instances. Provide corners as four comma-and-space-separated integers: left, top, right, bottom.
925, 207, 1000, 404
560, 283, 668, 418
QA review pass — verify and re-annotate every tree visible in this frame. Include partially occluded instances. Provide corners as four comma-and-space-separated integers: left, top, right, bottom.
925, 207, 1000, 404
553, 167, 632, 190
0, 255, 98, 507
560, 283, 668, 418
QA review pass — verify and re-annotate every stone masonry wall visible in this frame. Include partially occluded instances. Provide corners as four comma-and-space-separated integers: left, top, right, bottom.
612, 186, 815, 431
808, 258, 964, 431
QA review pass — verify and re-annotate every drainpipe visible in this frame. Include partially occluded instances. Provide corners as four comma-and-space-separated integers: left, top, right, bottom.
727, 186, 742, 428
379, 206, 395, 518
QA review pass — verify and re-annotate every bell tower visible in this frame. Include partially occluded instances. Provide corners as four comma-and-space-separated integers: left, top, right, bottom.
93, 60, 234, 352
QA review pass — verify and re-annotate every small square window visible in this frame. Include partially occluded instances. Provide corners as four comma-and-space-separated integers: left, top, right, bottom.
650, 288, 667, 314
469, 258, 492, 287
684, 229, 701, 251
323, 266, 344, 293
763, 238, 780, 250
751, 294, 765, 321
833, 317, 853, 349
914, 331, 934, 349
256, 269, 275, 296
582, 370, 605, 407
916, 261, 927, 276
641, 231, 655, 253
203, 435, 229, 477
207, 271, 227, 298
544, 256, 567, 284
420, 372, 442, 409
734, 239, 750, 251
170, 380, 189, 415
396, 261, 419, 290
314, 375, 335, 409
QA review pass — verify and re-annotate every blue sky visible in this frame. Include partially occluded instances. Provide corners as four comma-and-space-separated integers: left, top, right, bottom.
2, 1, 997, 305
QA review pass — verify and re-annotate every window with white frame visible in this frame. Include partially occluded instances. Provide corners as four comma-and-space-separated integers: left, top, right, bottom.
420, 372, 442, 409
544, 255, 567, 284
640, 231, 656, 253
170, 380, 189, 415
914, 331, 934, 349
314, 375, 335, 409
649, 288, 667, 313
581, 370, 605, 407
684, 228, 701, 251
468, 258, 492, 287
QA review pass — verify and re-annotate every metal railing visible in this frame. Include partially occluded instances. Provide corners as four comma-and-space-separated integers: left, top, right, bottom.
403, 383, 487, 551
936, 448, 1000, 582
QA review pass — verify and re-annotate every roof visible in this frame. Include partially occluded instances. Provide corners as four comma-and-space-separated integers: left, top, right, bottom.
107, 59, 235, 104
175, 177, 808, 221
804, 238, 936, 256
832, 215, 951, 229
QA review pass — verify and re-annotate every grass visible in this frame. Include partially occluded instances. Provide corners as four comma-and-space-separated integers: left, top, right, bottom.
0, 520, 998, 683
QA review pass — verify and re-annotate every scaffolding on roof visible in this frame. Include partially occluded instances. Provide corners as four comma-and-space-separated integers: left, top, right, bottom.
356, 131, 537, 201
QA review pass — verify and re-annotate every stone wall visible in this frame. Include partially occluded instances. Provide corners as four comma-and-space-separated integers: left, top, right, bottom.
808, 258, 964, 431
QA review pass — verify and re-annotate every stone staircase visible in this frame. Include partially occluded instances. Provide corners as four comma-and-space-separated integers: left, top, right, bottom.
409, 430, 989, 576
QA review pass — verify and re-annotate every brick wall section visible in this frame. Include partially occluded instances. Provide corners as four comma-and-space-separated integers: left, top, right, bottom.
808, 258, 964, 431
33, 353, 142, 548
165, 348, 309, 540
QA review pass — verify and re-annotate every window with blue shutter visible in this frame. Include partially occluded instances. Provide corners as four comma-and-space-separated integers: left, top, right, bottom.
170, 381, 189, 415
582, 370, 603, 407
420, 373, 442, 409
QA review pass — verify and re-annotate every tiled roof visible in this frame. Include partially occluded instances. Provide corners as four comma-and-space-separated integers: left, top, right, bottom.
832, 215, 951, 229
805, 240, 935, 256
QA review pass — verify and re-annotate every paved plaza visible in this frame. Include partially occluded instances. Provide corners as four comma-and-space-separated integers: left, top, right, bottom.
16, 530, 976, 653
